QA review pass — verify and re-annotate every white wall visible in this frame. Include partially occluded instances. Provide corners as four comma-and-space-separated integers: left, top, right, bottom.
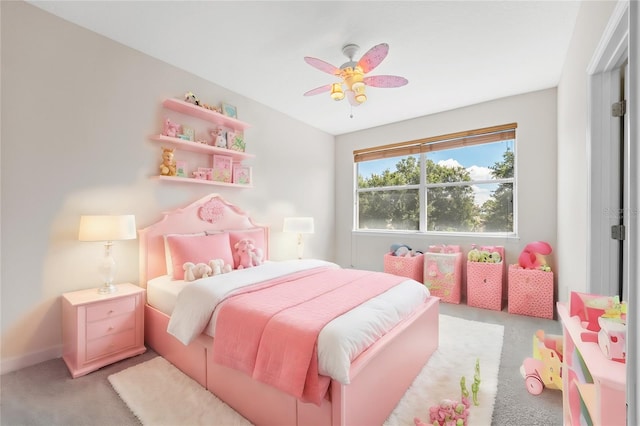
556, 0, 617, 301
0, 1, 335, 372
335, 89, 558, 278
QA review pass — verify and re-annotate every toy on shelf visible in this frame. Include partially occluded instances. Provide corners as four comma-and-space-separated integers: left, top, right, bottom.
162, 118, 181, 138
569, 291, 627, 332
184, 91, 222, 113
211, 127, 227, 148
521, 329, 563, 395
159, 147, 177, 176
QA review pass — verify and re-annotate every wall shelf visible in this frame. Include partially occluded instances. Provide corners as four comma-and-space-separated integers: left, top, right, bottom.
162, 98, 250, 131
154, 175, 252, 188
152, 97, 254, 188
150, 135, 254, 162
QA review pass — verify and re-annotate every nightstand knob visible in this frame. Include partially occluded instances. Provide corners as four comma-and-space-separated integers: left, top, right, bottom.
108, 310, 114, 315
108, 326, 114, 331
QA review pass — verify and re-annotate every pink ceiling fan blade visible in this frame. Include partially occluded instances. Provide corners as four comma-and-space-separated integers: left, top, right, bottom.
357, 43, 389, 73
303, 84, 332, 96
304, 57, 340, 75
363, 75, 408, 88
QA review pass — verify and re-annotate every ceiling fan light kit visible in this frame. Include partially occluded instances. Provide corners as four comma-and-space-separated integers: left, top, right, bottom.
303, 42, 408, 108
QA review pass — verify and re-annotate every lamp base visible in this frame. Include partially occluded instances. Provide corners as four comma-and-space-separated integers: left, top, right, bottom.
97, 283, 118, 294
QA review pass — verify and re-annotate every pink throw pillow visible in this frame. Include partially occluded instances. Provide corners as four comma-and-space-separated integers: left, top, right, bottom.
228, 228, 266, 269
166, 233, 234, 280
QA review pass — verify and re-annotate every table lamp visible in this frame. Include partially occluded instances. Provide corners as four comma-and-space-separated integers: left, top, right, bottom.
78, 215, 137, 294
283, 217, 314, 259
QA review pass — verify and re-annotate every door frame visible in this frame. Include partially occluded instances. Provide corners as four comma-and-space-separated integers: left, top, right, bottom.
586, 0, 629, 297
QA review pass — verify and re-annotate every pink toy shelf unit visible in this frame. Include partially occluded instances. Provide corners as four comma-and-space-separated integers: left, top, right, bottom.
508, 265, 554, 319
423, 245, 462, 304
558, 296, 626, 426
466, 245, 504, 311
384, 253, 424, 284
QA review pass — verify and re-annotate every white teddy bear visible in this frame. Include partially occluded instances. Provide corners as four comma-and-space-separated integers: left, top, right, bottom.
183, 262, 213, 282
208, 259, 233, 275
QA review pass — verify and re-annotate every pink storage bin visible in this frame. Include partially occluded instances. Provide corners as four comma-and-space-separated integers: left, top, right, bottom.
508, 265, 554, 319
383, 253, 424, 283
466, 246, 504, 311
424, 251, 463, 304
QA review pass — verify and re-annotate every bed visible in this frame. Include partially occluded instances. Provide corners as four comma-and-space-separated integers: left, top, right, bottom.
139, 194, 439, 426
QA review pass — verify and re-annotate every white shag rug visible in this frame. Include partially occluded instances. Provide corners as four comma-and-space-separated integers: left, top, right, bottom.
109, 314, 503, 426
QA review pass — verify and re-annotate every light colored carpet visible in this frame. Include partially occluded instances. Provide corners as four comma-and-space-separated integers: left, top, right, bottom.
108, 314, 504, 426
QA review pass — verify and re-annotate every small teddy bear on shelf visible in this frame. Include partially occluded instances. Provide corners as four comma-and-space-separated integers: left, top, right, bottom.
159, 147, 177, 176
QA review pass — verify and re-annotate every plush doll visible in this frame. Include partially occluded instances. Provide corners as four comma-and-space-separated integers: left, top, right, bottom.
390, 243, 412, 257
162, 118, 181, 138
208, 259, 232, 275
159, 147, 177, 176
234, 238, 263, 269
184, 91, 201, 106
518, 241, 552, 270
183, 262, 213, 282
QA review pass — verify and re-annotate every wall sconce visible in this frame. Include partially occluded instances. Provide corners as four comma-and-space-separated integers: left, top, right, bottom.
78, 215, 137, 294
283, 217, 315, 259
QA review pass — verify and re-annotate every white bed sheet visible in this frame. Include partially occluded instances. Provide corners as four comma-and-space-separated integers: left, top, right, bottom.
148, 259, 431, 384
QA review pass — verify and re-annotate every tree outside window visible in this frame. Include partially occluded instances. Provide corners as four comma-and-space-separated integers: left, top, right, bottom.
356, 139, 515, 234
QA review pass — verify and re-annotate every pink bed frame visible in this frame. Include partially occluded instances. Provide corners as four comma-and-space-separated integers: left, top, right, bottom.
138, 194, 440, 425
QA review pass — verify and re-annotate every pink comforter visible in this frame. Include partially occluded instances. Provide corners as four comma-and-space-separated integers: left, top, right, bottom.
212, 266, 407, 405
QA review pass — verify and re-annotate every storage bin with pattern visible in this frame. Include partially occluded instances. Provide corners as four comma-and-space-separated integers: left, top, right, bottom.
466, 246, 504, 311
424, 251, 462, 304
508, 265, 554, 319
383, 253, 424, 283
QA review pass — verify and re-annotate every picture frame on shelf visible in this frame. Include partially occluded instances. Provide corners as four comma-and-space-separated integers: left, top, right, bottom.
181, 126, 195, 141
221, 103, 237, 119
176, 161, 187, 177
226, 130, 245, 152
233, 164, 252, 185
212, 155, 233, 183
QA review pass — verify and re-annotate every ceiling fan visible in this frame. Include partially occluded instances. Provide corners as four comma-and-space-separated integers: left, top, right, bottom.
303, 43, 408, 106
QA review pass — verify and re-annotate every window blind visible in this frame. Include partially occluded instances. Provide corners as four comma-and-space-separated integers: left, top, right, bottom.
353, 122, 517, 163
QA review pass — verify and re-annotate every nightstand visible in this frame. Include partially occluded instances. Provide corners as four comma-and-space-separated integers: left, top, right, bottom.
62, 283, 146, 378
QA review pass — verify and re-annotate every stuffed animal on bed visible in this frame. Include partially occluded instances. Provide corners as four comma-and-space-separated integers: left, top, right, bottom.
183, 262, 213, 282
234, 238, 264, 269
208, 258, 233, 275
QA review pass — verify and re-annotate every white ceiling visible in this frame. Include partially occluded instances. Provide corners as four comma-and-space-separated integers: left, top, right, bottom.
28, 1, 581, 136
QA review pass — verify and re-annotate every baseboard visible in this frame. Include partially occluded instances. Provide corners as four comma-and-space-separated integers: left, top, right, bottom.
1, 344, 62, 375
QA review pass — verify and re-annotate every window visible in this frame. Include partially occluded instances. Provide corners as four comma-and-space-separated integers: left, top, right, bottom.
354, 123, 516, 234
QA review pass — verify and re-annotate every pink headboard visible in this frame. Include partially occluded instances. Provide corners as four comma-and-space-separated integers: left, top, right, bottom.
138, 194, 269, 287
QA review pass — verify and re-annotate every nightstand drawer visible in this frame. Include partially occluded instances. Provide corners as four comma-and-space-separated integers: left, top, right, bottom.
86, 312, 135, 340
86, 328, 136, 360
86, 297, 135, 322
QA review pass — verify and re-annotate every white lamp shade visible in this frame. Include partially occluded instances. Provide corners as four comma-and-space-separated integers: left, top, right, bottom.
283, 217, 315, 234
78, 215, 137, 242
